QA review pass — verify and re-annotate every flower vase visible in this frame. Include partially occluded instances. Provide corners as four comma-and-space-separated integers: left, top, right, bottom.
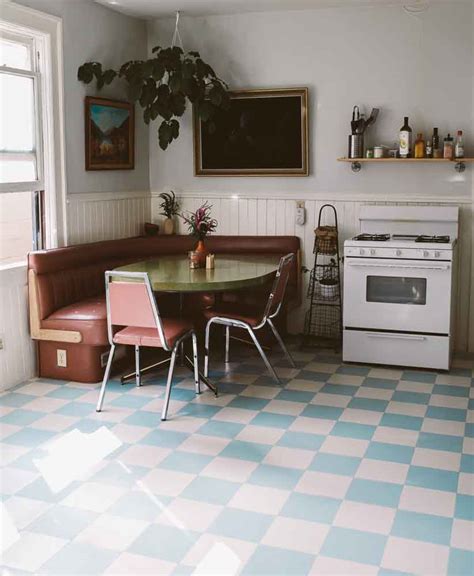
163, 218, 175, 235
195, 239, 208, 267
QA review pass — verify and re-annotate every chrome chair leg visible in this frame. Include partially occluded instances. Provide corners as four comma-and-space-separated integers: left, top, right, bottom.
225, 326, 230, 363
267, 318, 296, 368
135, 345, 141, 387
96, 344, 116, 412
247, 327, 281, 385
204, 320, 212, 378
192, 332, 200, 395
162, 346, 177, 421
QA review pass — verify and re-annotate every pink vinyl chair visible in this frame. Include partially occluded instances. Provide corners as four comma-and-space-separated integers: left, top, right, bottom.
203, 253, 296, 385
96, 271, 200, 421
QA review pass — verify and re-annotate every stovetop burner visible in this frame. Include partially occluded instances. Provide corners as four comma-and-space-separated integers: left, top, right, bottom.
415, 235, 450, 244
353, 233, 390, 241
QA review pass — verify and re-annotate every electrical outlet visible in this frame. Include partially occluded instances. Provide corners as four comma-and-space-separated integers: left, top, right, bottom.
57, 349, 67, 367
296, 201, 306, 226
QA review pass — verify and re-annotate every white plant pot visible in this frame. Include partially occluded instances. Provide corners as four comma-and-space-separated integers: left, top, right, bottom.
318, 281, 338, 300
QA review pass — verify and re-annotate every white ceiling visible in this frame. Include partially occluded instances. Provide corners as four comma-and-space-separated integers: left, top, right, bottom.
94, 0, 437, 20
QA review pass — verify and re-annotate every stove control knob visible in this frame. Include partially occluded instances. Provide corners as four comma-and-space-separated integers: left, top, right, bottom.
435, 251, 441, 258
423, 250, 429, 258
370, 249, 376, 255
359, 248, 365, 255
396, 249, 402, 256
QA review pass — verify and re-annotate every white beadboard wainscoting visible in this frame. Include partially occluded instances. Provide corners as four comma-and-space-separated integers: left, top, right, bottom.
66, 190, 151, 245
152, 193, 473, 354
0, 265, 36, 391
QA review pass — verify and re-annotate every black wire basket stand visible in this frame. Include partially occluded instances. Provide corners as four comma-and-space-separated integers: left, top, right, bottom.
303, 204, 342, 350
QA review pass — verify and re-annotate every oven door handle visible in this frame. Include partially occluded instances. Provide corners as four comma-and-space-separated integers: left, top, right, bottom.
346, 261, 451, 271
366, 332, 426, 341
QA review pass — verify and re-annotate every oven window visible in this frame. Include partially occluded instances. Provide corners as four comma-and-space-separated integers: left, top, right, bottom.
366, 276, 427, 305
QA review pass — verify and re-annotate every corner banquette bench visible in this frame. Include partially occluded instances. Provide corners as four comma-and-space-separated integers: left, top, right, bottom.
28, 235, 301, 383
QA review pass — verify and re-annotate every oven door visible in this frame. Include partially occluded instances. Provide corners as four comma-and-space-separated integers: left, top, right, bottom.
343, 258, 452, 334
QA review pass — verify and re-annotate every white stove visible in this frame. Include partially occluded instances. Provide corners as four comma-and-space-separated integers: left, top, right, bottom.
342, 206, 458, 370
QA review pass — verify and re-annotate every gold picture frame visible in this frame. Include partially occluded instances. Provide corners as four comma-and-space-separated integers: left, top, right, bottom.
193, 87, 309, 176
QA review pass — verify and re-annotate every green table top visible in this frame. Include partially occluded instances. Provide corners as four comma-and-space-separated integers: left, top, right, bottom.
113, 254, 280, 292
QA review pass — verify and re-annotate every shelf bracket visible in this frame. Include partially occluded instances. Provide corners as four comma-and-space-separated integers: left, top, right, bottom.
351, 161, 362, 173
454, 161, 466, 173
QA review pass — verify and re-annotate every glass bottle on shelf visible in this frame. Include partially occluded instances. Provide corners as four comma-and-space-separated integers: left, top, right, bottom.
443, 134, 454, 159
414, 133, 425, 159
455, 130, 464, 159
399, 116, 412, 158
432, 128, 442, 158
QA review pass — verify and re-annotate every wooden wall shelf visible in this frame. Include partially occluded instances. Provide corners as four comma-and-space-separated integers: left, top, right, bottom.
337, 157, 473, 173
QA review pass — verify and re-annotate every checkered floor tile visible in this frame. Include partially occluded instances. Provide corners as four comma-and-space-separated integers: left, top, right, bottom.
1, 343, 473, 575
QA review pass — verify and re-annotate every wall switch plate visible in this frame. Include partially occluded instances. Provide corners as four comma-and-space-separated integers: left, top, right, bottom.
296, 201, 306, 226
57, 349, 67, 367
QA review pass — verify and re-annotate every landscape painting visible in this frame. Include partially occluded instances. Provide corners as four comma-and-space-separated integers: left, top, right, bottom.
193, 88, 308, 176
85, 97, 134, 170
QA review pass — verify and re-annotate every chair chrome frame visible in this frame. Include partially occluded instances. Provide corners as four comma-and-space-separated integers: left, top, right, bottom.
204, 253, 296, 385
96, 271, 200, 421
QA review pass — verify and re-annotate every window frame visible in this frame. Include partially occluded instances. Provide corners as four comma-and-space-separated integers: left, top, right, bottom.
0, 3, 67, 263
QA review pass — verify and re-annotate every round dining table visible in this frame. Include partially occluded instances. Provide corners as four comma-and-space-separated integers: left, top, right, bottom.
113, 254, 281, 394
113, 254, 281, 293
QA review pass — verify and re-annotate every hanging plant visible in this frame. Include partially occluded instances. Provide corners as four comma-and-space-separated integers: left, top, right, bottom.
77, 46, 230, 150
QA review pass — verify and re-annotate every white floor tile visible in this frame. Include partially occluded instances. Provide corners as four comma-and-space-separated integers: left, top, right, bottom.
61, 481, 126, 512
105, 552, 176, 575
333, 500, 396, 535
320, 436, 369, 458
295, 471, 351, 499
340, 408, 383, 426
458, 472, 474, 495
429, 394, 469, 409
157, 497, 222, 532
398, 485, 455, 517
412, 448, 461, 472
289, 416, 335, 436
386, 401, 427, 417
1, 530, 66, 572
4, 496, 51, 530
263, 445, 314, 470
76, 513, 148, 551
356, 459, 408, 484
311, 555, 378, 575
228, 483, 289, 515
263, 399, 305, 416
372, 426, 419, 447
356, 387, 393, 401
421, 418, 465, 437
1, 466, 38, 495
118, 445, 171, 468
140, 468, 195, 497
109, 423, 152, 444
262, 516, 329, 554
310, 393, 351, 408
381, 536, 449, 575
177, 434, 230, 456
450, 518, 474, 551
212, 407, 258, 424
201, 456, 258, 483
240, 386, 280, 399
183, 533, 256, 569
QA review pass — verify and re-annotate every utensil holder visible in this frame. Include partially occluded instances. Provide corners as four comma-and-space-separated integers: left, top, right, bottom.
348, 134, 364, 159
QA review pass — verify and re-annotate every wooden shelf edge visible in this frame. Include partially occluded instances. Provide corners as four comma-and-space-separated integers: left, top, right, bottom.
337, 157, 474, 163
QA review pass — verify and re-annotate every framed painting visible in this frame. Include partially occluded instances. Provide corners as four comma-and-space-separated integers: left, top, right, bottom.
85, 96, 134, 170
193, 87, 309, 176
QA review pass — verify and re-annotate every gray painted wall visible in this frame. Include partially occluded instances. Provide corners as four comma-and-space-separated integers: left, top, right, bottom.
15, 0, 149, 195
147, 1, 473, 200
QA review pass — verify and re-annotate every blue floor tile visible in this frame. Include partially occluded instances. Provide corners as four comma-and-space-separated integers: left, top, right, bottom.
41, 542, 118, 574
123, 410, 162, 427
3, 427, 56, 447
310, 453, 361, 476
331, 421, 375, 440
301, 405, 343, 420
249, 464, 302, 490
455, 494, 474, 521
321, 527, 387, 565
281, 492, 341, 524
348, 397, 388, 412
242, 545, 315, 575
140, 429, 187, 448
129, 523, 198, 562
392, 391, 430, 405
320, 383, 359, 396
380, 413, 423, 431
433, 384, 469, 398
17, 477, 79, 503
448, 548, 474, 576
55, 402, 96, 418
425, 406, 467, 422
0, 409, 44, 426
108, 491, 170, 521
391, 509, 452, 545
46, 387, 89, 400
460, 454, 474, 474
347, 478, 402, 508
220, 440, 271, 462
275, 389, 315, 404
297, 370, 330, 382
365, 442, 414, 464
197, 420, 244, 439
210, 508, 273, 542
0, 393, 36, 407
406, 466, 458, 493
362, 377, 398, 390
160, 451, 213, 474
181, 476, 240, 506
417, 432, 463, 453
401, 371, 437, 384
250, 412, 295, 429
90, 461, 148, 488
337, 365, 370, 376
28, 505, 97, 539
227, 396, 270, 411
466, 423, 474, 438
178, 403, 222, 419
109, 395, 155, 410
278, 431, 325, 451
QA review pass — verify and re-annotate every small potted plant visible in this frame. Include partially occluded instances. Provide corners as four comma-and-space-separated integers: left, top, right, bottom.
318, 277, 339, 300
158, 191, 180, 235
181, 202, 218, 266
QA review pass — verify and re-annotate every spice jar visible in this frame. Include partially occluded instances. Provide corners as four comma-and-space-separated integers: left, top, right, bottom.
443, 134, 454, 159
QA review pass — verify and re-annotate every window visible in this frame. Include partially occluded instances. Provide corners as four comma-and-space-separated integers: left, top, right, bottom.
0, 29, 46, 264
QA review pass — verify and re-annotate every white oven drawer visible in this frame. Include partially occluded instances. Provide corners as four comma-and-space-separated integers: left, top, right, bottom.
343, 257, 453, 334
343, 329, 451, 370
